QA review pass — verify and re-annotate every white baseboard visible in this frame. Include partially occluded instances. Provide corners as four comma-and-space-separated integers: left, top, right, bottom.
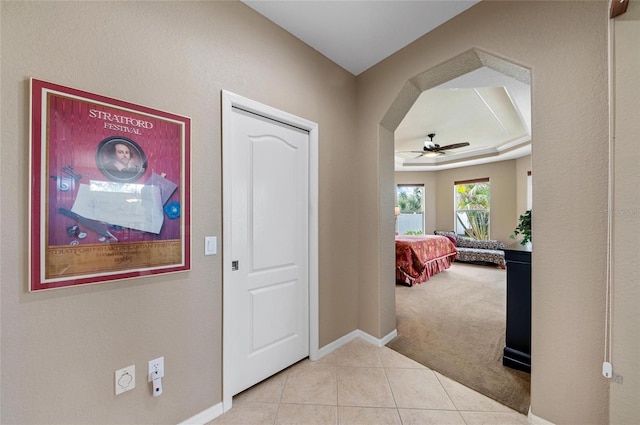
528, 407, 556, 425
358, 328, 398, 347
316, 328, 398, 359
182, 329, 398, 424
177, 402, 224, 425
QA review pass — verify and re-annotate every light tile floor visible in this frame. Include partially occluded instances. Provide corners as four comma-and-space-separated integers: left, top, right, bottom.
210, 338, 529, 425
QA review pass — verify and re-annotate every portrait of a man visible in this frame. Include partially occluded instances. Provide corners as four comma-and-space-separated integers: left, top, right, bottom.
96, 136, 147, 182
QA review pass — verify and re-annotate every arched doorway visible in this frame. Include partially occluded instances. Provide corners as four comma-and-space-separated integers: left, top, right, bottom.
383, 48, 532, 412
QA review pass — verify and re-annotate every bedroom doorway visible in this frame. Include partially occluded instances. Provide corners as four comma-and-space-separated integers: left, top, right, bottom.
386, 48, 532, 413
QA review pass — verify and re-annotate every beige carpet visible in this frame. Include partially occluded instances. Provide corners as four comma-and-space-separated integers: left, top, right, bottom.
387, 262, 531, 414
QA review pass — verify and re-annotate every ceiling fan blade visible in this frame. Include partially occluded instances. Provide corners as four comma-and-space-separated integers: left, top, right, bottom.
397, 150, 427, 154
434, 142, 470, 151
418, 150, 444, 157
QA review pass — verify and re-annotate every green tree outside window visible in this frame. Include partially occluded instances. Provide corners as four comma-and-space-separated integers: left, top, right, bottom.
455, 182, 490, 240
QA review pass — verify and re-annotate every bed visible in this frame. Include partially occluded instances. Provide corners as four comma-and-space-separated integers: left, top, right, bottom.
395, 234, 458, 286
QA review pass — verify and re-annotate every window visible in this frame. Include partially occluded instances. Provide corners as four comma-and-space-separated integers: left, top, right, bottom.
396, 184, 424, 235
454, 178, 490, 240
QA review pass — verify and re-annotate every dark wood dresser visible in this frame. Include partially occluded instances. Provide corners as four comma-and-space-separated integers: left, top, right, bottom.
503, 242, 532, 373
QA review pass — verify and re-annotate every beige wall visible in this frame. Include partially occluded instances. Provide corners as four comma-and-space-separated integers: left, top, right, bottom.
516, 155, 532, 218
611, 1, 640, 423
357, 1, 610, 424
0, 2, 359, 423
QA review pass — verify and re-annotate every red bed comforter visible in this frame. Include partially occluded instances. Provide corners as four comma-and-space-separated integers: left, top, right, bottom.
395, 235, 457, 286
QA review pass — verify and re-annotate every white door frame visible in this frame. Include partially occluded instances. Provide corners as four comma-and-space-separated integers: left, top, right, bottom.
221, 90, 319, 411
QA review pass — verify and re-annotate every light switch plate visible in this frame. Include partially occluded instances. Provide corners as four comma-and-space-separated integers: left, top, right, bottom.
205, 236, 217, 255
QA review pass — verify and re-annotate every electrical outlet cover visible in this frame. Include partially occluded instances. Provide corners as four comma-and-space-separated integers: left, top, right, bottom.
115, 365, 135, 395
148, 356, 164, 382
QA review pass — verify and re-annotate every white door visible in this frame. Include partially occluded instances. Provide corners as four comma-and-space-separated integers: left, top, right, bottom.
225, 103, 310, 397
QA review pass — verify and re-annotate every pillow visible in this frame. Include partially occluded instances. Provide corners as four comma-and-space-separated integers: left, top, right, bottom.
434, 230, 454, 236
444, 234, 457, 246
434, 230, 457, 246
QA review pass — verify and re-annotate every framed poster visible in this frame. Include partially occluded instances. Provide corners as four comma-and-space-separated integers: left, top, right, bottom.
29, 79, 191, 291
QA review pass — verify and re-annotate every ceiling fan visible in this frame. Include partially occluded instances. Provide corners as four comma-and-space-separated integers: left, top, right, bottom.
399, 133, 470, 157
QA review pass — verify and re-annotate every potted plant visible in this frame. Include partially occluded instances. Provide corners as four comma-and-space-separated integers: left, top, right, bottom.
511, 209, 531, 245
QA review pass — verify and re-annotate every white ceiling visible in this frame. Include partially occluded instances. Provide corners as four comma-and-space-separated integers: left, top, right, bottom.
394, 67, 531, 171
242, 0, 479, 76
242, 0, 531, 171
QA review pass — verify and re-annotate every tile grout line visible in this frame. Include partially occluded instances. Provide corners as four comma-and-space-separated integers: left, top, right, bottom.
271, 367, 290, 425
433, 369, 464, 415
378, 347, 404, 425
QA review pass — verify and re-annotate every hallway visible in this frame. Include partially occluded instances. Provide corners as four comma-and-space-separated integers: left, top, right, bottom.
210, 338, 528, 424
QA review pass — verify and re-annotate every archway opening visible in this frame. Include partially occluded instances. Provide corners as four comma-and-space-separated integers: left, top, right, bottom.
383, 48, 532, 413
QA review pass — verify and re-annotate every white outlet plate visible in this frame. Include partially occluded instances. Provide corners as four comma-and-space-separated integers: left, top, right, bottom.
115, 365, 135, 395
148, 356, 164, 382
